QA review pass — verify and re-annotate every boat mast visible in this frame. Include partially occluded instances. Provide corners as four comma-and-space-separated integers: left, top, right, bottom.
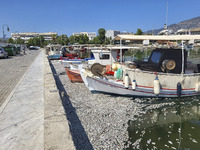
166, 1, 168, 29
120, 38, 123, 65
110, 39, 112, 70
181, 40, 184, 74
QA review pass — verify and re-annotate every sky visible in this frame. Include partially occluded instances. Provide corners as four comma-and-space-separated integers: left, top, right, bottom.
0, 0, 200, 38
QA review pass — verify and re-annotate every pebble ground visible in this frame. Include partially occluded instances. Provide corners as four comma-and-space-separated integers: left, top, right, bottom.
50, 60, 145, 149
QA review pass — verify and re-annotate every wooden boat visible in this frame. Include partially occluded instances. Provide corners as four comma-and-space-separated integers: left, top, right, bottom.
80, 45, 200, 98
65, 66, 83, 82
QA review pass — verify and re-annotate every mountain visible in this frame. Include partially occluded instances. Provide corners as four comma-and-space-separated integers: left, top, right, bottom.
147, 16, 200, 35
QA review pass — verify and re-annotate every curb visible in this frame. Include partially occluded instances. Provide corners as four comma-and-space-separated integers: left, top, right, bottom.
44, 51, 75, 150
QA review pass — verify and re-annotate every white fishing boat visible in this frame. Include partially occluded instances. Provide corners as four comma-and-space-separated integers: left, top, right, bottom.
80, 35, 200, 98
46, 44, 63, 60
65, 46, 135, 82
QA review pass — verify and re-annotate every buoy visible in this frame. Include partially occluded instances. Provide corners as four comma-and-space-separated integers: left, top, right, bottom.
124, 74, 129, 89
195, 82, 200, 92
112, 62, 119, 71
132, 79, 136, 90
177, 82, 182, 97
117, 64, 121, 69
114, 71, 117, 78
116, 68, 123, 79
154, 75, 160, 95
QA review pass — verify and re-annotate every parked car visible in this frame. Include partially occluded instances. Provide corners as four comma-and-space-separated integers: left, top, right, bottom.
29, 46, 39, 50
0, 47, 8, 58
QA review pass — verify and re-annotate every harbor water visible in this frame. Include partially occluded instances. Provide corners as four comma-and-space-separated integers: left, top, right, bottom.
125, 97, 200, 149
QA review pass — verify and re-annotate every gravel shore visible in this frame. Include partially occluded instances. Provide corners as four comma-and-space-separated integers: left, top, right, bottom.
50, 60, 200, 149
50, 60, 152, 149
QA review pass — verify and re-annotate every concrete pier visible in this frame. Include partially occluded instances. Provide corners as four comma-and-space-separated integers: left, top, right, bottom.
0, 50, 75, 150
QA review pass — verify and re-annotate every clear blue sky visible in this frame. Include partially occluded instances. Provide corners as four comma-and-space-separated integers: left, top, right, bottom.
0, 0, 199, 38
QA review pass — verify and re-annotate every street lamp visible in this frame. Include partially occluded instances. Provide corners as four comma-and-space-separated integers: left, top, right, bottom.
2, 24, 10, 42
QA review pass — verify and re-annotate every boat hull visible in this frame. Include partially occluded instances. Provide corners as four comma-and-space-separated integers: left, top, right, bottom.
65, 68, 83, 83
80, 70, 200, 98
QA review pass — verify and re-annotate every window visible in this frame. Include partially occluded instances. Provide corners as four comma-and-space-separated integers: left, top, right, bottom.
99, 54, 110, 59
150, 51, 162, 63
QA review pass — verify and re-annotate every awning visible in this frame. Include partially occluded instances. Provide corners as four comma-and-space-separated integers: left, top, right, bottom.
114, 34, 200, 41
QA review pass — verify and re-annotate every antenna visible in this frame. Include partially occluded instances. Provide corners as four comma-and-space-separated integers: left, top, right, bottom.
165, 1, 168, 29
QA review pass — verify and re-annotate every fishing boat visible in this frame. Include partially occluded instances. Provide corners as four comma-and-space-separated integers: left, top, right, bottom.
65, 64, 83, 82
80, 35, 200, 98
61, 57, 84, 67
65, 46, 133, 82
46, 44, 63, 60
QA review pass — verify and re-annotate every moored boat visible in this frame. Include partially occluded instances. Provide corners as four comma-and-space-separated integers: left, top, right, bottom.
64, 46, 133, 82
46, 44, 63, 60
80, 35, 200, 98
65, 67, 83, 82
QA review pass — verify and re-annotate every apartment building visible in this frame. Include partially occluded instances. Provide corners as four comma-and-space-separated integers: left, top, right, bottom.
11, 32, 58, 42
73, 32, 96, 40
105, 30, 120, 40
176, 28, 200, 35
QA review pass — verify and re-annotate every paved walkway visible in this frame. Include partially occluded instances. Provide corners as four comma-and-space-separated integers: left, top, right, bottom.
0, 50, 75, 150
0, 50, 40, 107
0, 50, 44, 149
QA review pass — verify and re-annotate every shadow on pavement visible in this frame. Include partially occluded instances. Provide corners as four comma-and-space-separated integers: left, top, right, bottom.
49, 61, 94, 150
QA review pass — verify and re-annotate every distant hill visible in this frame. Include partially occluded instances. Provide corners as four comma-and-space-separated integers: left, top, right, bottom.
147, 16, 200, 35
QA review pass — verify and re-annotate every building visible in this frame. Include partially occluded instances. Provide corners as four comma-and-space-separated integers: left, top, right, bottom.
105, 30, 120, 40
176, 28, 200, 35
120, 31, 134, 35
11, 32, 58, 42
72, 32, 96, 40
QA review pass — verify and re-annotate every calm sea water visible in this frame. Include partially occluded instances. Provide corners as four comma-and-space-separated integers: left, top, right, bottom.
125, 97, 200, 150
124, 48, 200, 150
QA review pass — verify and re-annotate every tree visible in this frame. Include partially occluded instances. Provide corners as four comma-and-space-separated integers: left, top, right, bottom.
83, 34, 89, 44
69, 35, 75, 45
93, 37, 101, 44
27, 38, 34, 47
135, 28, 143, 35
78, 34, 89, 44
98, 28, 106, 44
57, 34, 69, 45
26, 36, 46, 47
51, 34, 58, 43
8, 38, 14, 44
16, 38, 25, 44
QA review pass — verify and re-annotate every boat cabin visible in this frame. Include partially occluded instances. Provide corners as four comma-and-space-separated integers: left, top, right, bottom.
88, 48, 128, 66
46, 44, 62, 56
134, 48, 200, 74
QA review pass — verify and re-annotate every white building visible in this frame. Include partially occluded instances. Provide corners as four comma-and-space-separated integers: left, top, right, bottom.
176, 28, 200, 35
72, 32, 96, 40
105, 30, 120, 40
11, 32, 58, 42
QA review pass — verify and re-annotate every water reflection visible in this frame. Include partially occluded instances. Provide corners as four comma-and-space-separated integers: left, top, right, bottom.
126, 97, 200, 150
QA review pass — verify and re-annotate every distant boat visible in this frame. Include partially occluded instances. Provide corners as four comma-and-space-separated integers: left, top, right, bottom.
46, 44, 63, 60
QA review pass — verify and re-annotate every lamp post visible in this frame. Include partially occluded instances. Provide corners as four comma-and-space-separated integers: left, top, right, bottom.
2, 24, 10, 42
